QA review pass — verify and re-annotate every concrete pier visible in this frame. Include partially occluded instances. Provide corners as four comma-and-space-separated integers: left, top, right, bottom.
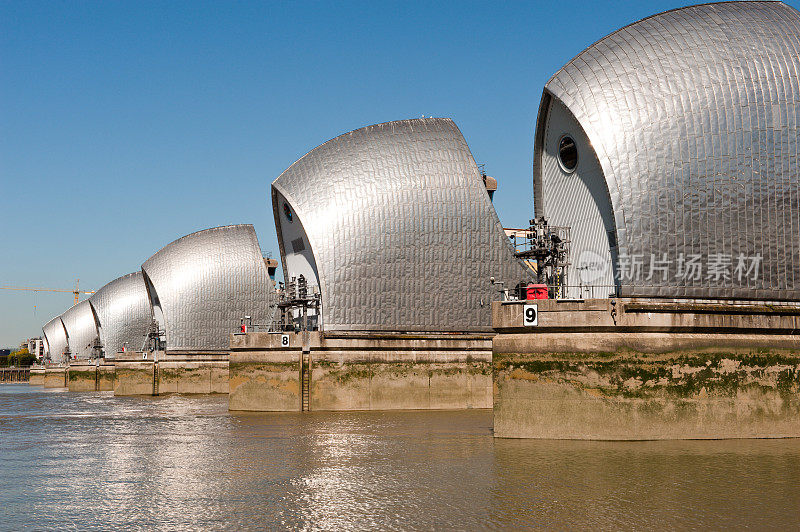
67, 360, 116, 392
29, 366, 45, 386
492, 299, 800, 440
229, 331, 493, 411
157, 355, 228, 394
44, 366, 67, 388
114, 352, 156, 396
114, 351, 228, 396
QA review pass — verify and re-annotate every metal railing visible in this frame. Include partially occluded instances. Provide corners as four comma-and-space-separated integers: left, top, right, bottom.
494, 284, 617, 301
233, 323, 273, 334
496, 282, 800, 306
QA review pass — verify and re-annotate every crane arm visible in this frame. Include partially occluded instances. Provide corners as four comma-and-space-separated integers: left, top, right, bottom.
0, 286, 95, 294
1, 279, 96, 304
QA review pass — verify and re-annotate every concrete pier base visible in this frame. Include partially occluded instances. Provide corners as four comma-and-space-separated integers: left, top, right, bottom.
229, 331, 493, 411
114, 351, 228, 396
492, 299, 800, 440
157, 357, 228, 394
29, 367, 45, 386
114, 353, 156, 396
68, 361, 97, 392
67, 360, 116, 392
44, 366, 67, 388
97, 362, 116, 391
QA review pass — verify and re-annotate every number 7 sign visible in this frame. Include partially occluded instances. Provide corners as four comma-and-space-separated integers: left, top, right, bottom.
523, 304, 538, 326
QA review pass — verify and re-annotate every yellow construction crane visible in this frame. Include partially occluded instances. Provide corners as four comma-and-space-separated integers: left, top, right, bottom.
0, 279, 95, 305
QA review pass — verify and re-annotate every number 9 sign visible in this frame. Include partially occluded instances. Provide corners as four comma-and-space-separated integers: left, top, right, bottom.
523, 304, 538, 327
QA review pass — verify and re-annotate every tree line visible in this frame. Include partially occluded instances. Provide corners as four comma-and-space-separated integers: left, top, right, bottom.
0, 348, 37, 367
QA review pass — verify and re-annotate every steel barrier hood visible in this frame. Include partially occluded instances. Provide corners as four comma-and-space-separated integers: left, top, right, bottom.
535, 1, 800, 300
60, 299, 99, 359
272, 117, 530, 332
89, 272, 152, 357
141, 224, 277, 352
42, 316, 68, 361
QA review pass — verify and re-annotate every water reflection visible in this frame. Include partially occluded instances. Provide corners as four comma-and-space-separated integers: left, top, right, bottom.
0, 384, 798, 530
491, 438, 800, 529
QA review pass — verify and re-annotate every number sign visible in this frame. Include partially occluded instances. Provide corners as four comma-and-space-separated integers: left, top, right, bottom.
523, 304, 538, 327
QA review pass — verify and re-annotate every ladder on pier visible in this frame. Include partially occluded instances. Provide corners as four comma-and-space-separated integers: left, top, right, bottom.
153, 360, 159, 396
300, 352, 311, 411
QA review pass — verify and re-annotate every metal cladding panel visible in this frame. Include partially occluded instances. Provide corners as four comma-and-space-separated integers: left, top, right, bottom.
541, 1, 800, 300
60, 300, 98, 359
89, 272, 151, 357
273, 118, 530, 331
141, 224, 276, 352
42, 316, 67, 359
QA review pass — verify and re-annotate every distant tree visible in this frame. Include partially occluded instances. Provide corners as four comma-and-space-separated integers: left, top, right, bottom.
6, 348, 35, 367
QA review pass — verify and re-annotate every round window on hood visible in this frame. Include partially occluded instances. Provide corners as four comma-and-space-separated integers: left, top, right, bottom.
558, 135, 578, 173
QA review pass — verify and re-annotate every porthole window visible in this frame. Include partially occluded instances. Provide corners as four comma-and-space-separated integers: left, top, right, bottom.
283, 202, 293, 222
558, 135, 578, 173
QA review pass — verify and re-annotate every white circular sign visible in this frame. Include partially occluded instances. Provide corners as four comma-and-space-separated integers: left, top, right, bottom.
576, 250, 609, 283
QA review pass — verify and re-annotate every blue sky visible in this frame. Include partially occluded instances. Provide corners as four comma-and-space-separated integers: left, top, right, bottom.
2, 0, 798, 347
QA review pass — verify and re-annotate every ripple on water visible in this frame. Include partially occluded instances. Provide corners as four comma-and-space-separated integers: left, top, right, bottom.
0, 384, 798, 530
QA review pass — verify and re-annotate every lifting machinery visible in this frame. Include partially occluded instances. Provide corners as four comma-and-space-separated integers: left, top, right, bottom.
0, 279, 95, 305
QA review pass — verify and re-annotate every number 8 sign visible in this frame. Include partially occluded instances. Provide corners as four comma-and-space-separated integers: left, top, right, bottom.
281, 334, 290, 347
523, 304, 538, 326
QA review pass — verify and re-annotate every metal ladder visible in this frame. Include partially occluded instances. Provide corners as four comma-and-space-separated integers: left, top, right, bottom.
153, 358, 159, 396
301, 352, 311, 411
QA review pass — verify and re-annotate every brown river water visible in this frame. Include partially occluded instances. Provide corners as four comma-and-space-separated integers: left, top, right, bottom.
0, 384, 798, 530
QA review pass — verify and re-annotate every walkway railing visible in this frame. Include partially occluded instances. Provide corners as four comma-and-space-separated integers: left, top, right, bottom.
499, 284, 800, 307
497, 284, 618, 301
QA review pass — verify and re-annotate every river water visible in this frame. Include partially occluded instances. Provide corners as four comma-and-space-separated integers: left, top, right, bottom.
0, 384, 798, 530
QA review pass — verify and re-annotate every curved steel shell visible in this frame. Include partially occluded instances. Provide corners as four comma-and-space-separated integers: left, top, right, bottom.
273, 118, 529, 331
42, 316, 68, 360
60, 300, 99, 359
537, 1, 800, 300
141, 225, 276, 352
89, 272, 151, 357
